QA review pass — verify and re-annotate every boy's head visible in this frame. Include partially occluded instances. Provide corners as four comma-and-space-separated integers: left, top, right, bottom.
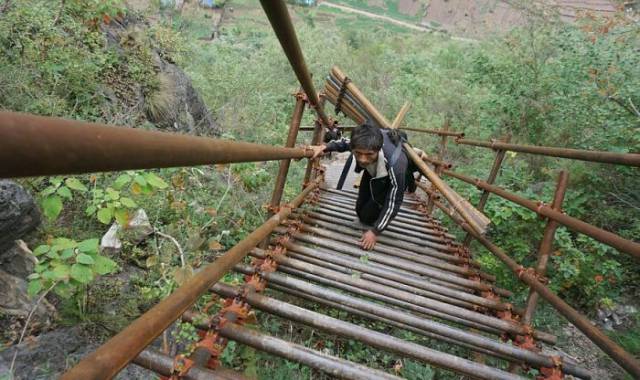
350, 123, 383, 166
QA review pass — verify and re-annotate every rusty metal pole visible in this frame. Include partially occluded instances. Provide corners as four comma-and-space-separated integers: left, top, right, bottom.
390, 102, 411, 129
260, 92, 307, 249
268, 92, 307, 211
399, 127, 464, 137
442, 169, 640, 260
133, 349, 244, 380
521, 171, 569, 324
405, 145, 490, 235
463, 228, 640, 379
427, 197, 640, 378
61, 177, 322, 380
212, 283, 527, 380
0, 112, 314, 178
462, 135, 511, 247
219, 323, 402, 380
455, 138, 640, 167
258, 1, 329, 127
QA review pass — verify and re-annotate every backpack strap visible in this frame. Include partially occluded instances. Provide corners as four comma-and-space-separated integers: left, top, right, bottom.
337, 153, 354, 190
388, 142, 404, 167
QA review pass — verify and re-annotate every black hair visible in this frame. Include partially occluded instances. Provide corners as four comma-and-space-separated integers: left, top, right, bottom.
350, 123, 383, 151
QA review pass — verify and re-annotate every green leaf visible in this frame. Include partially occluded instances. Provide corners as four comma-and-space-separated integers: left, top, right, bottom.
106, 187, 120, 201
60, 248, 74, 260
114, 208, 129, 226
42, 270, 56, 281
33, 245, 50, 256
85, 205, 97, 216
134, 174, 147, 186
27, 280, 43, 297
50, 177, 63, 186
97, 207, 113, 224
76, 253, 95, 265
65, 178, 88, 192
46, 251, 60, 260
113, 174, 132, 190
56, 186, 72, 200
77, 238, 99, 254
120, 197, 137, 208
35, 264, 47, 273
54, 282, 76, 298
51, 238, 77, 250
145, 173, 168, 189
41, 195, 63, 220
52, 264, 71, 280
40, 186, 57, 197
93, 255, 118, 275
70, 264, 94, 284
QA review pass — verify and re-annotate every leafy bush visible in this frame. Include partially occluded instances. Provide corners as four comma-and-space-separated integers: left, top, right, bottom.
28, 238, 118, 298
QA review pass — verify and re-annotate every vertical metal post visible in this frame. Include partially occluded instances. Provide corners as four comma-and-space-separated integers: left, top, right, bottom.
303, 96, 328, 187
425, 163, 440, 214
462, 135, 511, 247
260, 92, 307, 249
269, 92, 306, 208
439, 115, 450, 162
425, 117, 449, 215
521, 170, 569, 324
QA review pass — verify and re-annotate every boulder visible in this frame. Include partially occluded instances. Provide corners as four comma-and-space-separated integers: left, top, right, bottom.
125, 209, 154, 244
0, 240, 37, 279
0, 180, 41, 253
100, 223, 122, 255
0, 269, 53, 322
100, 209, 154, 254
101, 16, 219, 136
0, 325, 162, 379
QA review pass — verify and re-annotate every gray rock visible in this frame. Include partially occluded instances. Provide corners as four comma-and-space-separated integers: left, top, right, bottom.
0, 240, 36, 279
101, 17, 219, 136
0, 326, 156, 380
124, 209, 154, 244
0, 180, 40, 253
100, 209, 153, 254
100, 223, 122, 255
0, 269, 53, 322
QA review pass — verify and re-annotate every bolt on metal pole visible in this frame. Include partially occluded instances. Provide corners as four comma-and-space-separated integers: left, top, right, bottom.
212, 283, 527, 380
61, 178, 322, 380
443, 169, 640, 260
433, 199, 640, 378
268, 92, 307, 211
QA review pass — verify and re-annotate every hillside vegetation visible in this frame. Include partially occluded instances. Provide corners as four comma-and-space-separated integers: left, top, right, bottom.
0, 0, 638, 378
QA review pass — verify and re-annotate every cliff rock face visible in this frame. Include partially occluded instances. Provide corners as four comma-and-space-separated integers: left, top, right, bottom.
102, 16, 219, 136
0, 180, 40, 254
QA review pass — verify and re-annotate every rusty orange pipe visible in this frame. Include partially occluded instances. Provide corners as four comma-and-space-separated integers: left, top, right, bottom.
0, 112, 314, 178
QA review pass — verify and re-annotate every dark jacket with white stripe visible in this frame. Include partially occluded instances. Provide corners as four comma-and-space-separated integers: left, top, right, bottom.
324, 131, 409, 235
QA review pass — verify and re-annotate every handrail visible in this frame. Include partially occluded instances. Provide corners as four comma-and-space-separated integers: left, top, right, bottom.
441, 169, 640, 260
0, 112, 314, 178
61, 177, 322, 380
400, 127, 465, 138
428, 196, 640, 378
455, 138, 640, 167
